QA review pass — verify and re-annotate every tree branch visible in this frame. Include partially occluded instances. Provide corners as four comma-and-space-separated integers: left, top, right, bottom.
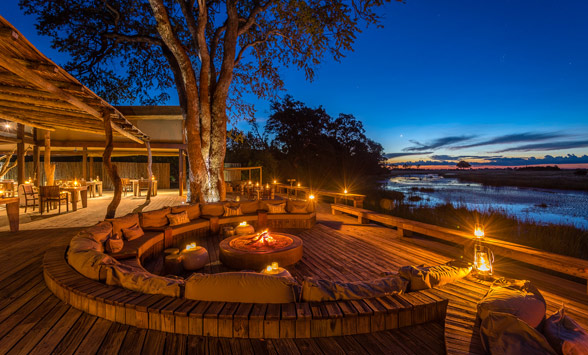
237, 1, 273, 36
234, 29, 278, 66
103, 33, 163, 46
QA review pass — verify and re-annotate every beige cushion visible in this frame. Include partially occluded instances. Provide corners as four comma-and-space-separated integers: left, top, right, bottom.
223, 204, 243, 216
544, 306, 588, 355
168, 211, 191, 226
267, 203, 286, 214
122, 224, 144, 241
477, 279, 546, 329
398, 264, 472, 291
67, 249, 118, 281
86, 221, 113, 243
259, 199, 284, 211
108, 213, 140, 237
105, 263, 183, 297
287, 200, 308, 214
70, 234, 104, 253
301, 276, 408, 302
171, 204, 201, 220
480, 311, 556, 354
185, 272, 298, 303
239, 200, 259, 214
200, 202, 225, 217
140, 207, 171, 228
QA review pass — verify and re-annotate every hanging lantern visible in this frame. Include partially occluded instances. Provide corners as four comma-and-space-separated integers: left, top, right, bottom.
474, 223, 485, 238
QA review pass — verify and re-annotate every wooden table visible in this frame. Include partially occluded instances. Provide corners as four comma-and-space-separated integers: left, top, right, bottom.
59, 186, 88, 211
0, 197, 19, 232
130, 179, 158, 197
84, 181, 103, 198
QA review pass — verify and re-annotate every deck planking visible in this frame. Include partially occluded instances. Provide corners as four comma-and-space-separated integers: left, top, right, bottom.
1, 192, 588, 354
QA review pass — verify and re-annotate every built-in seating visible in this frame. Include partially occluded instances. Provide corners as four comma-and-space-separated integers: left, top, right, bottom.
43, 200, 449, 338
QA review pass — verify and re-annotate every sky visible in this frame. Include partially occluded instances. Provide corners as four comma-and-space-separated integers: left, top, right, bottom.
3, 0, 588, 168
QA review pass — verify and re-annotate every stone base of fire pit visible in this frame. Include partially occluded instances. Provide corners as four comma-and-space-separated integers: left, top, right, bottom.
219, 233, 303, 270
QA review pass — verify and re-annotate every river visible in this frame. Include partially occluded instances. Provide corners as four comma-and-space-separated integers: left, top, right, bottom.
386, 174, 588, 229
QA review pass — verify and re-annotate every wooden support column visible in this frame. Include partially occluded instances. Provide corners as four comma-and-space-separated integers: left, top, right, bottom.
16, 123, 25, 185
103, 111, 122, 219
146, 141, 152, 202
33, 144, 40, 186
82, 146, 87, 180
89, 156, 94, 180
178, 149, 184, 196
44, 130, 55, 185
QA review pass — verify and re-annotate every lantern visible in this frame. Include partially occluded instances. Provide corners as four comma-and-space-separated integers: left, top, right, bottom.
474, 224, 485, 238
308, 194, 315, 200
473, 244, 494, 279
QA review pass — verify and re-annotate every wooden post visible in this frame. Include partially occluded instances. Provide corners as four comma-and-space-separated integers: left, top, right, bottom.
103, 111, 122, 219
82, 146, 87, 180
178, 149, 184, 196
89, 156, 94, 180
16, 123, 25, 185
146, 141, 152, 202
33, 145, 40, 187
43, 130, 55, 185
259, 167, 262, 185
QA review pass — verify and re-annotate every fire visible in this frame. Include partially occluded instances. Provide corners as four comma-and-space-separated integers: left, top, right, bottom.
239, 221, 248, 226
185, 242, 197, 251
245, 230, 276, 247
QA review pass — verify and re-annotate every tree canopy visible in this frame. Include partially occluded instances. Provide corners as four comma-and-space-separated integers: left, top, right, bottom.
456, 160, 471, 169
20, 0, 399, 202
228, 96, 389, 193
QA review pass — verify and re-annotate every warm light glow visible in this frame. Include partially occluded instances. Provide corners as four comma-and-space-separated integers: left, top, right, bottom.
185, 242, 197, 251
266, 265, 273, 272
344, 189, 348, 194
474, 224, 485, 238
4, 123, 10, 129
266, 184, 269, 189
297, 183, 301, 187
271, 262, 279, 270
248, 180, 252, 185
152, 175, 155, 180
475, 252, 491, 272
73, 179, 78, 186
245, 230, 276, 247
239, 221, 248, 226
309, 194, 315, 200
273, 180, 277, 184
256, 182, 259, 187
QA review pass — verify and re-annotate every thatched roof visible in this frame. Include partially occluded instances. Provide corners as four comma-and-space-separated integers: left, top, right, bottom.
0, 15, 148, 143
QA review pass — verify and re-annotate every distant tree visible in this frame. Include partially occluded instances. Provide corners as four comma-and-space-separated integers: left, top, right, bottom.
21, 0, 400, 202
456, 160, 471, 169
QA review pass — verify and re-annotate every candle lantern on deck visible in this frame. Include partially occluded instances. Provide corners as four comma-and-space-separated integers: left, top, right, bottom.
473, 224, 494, 279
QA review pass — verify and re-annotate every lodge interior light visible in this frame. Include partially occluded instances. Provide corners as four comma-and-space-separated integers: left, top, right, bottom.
344, 189, 348, 194
309, 194, 315, 200
297, 183, 301, 187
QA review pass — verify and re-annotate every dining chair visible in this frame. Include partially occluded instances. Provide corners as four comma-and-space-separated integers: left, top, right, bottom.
39, 185, 69, 215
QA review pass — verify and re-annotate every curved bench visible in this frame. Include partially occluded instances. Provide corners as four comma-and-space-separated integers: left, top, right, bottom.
44, 245, 448, 338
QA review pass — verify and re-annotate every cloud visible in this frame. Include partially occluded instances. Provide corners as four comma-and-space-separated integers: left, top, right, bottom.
402, 135, 476, 152
388, 154, 588, 167
451, 132, 568, 150
430, 154, 503, 161
494, 140, 588, 153
384, 151, 433, 159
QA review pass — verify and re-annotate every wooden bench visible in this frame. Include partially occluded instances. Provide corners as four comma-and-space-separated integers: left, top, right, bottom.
43, 245, 448, 338
331, 204, 373, 224
351, 208, 588, 293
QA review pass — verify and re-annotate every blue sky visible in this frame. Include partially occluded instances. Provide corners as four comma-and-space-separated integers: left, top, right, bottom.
3, 0, 588, 167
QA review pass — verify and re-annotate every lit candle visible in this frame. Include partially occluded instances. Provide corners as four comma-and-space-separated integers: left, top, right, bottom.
273, 180, 277, 184
297, 183, 301, 187
184, 242, 197, 251
474, 224, 484, 238
344, 189, 348, 194
239, 221, 248, 226
271, 262, 279, 270
266, 265, 273, 273
309, 194, 315, 200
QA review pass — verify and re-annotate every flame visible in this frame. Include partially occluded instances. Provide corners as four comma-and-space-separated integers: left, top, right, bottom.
185, 242, 197, 251
344, 189, 348, 194
297, 183, 301, 187
245, 230, 276, 247
475, 252, 491, 272
271, 262, 279, 270
309, 194, 315, 200
239, 221, 248, 226
273, 180, 277, 184
74, 180, 78, 186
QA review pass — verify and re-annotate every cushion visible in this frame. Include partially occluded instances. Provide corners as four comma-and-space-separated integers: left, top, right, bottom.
223, 204, 243, 217
239, 200, 259, 215
477, 279, 547, 329
267, 203, 286, 214
171, 204, 201, 220
107, 213, 140, 237
398, 264, 472, 291
86, 221, 113, 243
287, 200, 308, 214
184, 272, 298, 303
105, 234, 124, 253
69, 234, 104, 253
122, 223, 145, 241
480, 311, 556, 355
105, 263, 183, 297
301, 276, 408, 302
167, 211, 191, 226
200, 202, 225, 217
140, 207, 171, 228
67, 249, 118, 281
259, 199, 284, 211
544, 306, 588, 355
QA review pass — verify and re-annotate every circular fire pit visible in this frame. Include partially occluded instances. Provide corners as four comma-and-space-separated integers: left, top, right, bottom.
219, 231, 303, 270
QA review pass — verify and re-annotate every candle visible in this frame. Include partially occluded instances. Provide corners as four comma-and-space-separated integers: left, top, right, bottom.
271, 262, 279, 270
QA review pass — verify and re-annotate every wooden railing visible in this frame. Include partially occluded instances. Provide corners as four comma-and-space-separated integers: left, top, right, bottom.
276, 184, 366, 208
331, 204, 588, 292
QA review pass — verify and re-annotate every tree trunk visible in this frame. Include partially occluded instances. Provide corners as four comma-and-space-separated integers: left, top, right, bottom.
16, 124, 25, 185
102, 111, 122, 219
146, 141, 152, 202
43, 130, 55, 185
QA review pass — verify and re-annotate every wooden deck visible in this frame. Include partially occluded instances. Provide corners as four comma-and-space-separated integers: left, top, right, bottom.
1, 191, 588, 353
